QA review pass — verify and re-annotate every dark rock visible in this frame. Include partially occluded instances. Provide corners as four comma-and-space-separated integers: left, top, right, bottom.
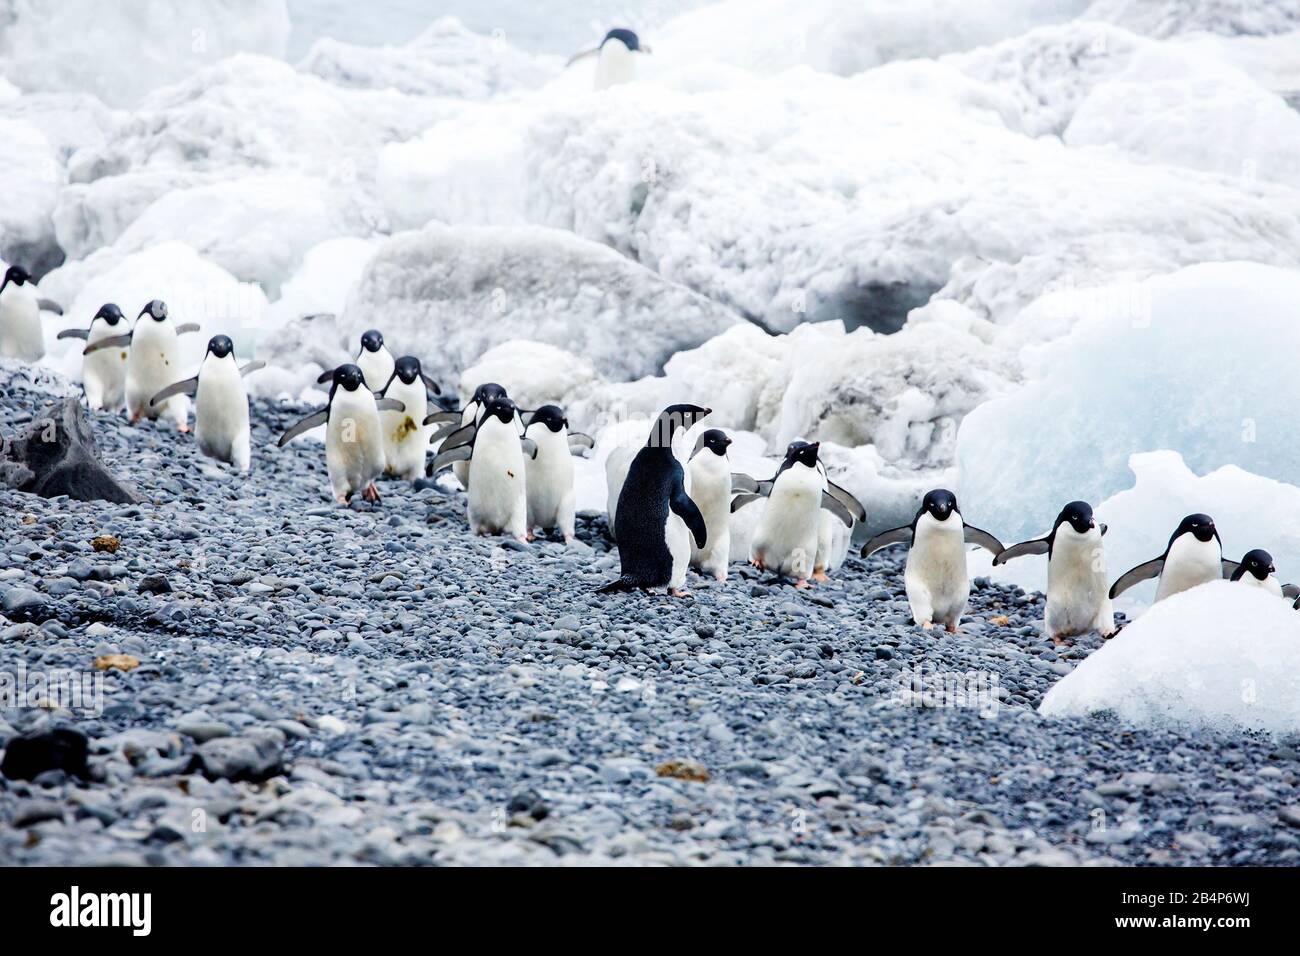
0, 397, 138, 502
506, 788, 550, 821
137, 575, 172, 595
194, 730, 285, 783
1, 727, 90, 781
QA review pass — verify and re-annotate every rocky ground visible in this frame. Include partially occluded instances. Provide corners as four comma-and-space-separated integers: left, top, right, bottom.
2, 362, 1300, 866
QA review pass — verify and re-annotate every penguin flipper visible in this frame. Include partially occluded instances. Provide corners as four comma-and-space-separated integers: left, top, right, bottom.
420, 372, 441, 395
992, 538, 1049, 566
568, 432, 595, 450
1109, 557, 1164, 600
430, 444, 473, 474
375, 398, 406, 413
825, 480, 866, 523
277, 409, 328, 447
566, 46, 600, 67
424, 410, 461, 426
1099, 523, 1109, 536
83, 333, 133, 355
239, 360, 266, 377
38, 298, 64, 315
731, 473, 773, 496
432, 422, 476, 448
861, 526, 912, 558
963, 525, 1004, 556
56, 328, 89, 340
174, 322, 202, 335
819, 491, 855, 528
1221, 559, 1241, 580
520, 437, 539, 460
596, 576, 634, 594
149, 377, 199, 408
316, 367, 337, 384
429, 422, 461, 443
730, 493, 763, 513
1283, 583, 1300, 600
671, 479, 708, 549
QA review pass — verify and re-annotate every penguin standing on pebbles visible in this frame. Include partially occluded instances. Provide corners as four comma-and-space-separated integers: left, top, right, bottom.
861, 489, 1002, 632
279, 364, 404, 504
994, 500, 1115, 642
430, 396, 536, 540
319, 329, 394, 396
687, 429, 733, 581
522, 404, 593, 544
89, 300, 201, 429
1109, 513, 1225, 603
1222, 548, 1299, 600
0, 264, 61, 360
58, 304, 129, 411
599, 404, 711, 597
425, 382, 514, 490
378, 356, 441, 481
567, 28, 651, 90
150, 336, 263, 472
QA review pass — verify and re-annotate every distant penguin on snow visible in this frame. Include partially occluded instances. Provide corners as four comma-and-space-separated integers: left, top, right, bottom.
319, 329, 395, 396
994, 500, 1115, 641
522, 404, 594, 544
378, 356, 441, 481
687, 429, 733, 581
567, 28, 651, 90
1109, 513, 1226, 604
600, 404, 711, 597
1222, 548, 1299, 601
861, 489, 1002, 632
57, 303, 129, 411
279, 364, 405, 504
149, 335, 264, 471
0, 264, 62, 361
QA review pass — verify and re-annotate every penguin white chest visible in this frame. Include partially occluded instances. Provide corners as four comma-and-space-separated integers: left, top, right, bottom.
83, 320, 129, 410
905, 516, 970, 628
326, 391, 384, 498
751, 465, 822, 579
594, 40, 636, 89
1155, 536, 1222, 602
526, 429, 574, 532
688, 452, 731, 580
126, 320, 182, 420
381, 378, 427, 481
1238, 573, 1283, 598
357, 349, 394, 394
195, 358, 250, 469
0, 285, 42, 360
1045, 528, 1112, 637
467, 419, 527, 538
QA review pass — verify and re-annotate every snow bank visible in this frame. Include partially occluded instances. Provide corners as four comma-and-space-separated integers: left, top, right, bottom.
0, 0, 291, 107
458, 340, 601, 411
300, 16, 559, 98
957, 263, 1300, 544
0, 91, 122, 162
1083, 0, 1300, 38
325, 223, 740, 385
1040, 581, 1300, 736
266, 237, 379, 327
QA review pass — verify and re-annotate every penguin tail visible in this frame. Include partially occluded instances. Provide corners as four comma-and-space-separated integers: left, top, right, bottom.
597, 576, 635, 594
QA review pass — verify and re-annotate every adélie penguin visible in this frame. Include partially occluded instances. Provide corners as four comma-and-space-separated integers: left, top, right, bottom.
58, 303, 129, 411
1222, 548, 1299, 601
318, 329, 395, 396
1109, 513, 1225, 603
994, 500, 1115, 642
149, 335, 264, 471
378, 355, 441, 481
732, 441, 865, 588
567, 28, 650, 90
429, 396, 537, 540
687, 429, 733, 581
424, 382, 515, 490
599, 404, 711, 597
861, 489, 1003, 632
279, 364, 405, 504
0, 264, 62, 360
521, 404, 593, 544
87, 299, 201, 429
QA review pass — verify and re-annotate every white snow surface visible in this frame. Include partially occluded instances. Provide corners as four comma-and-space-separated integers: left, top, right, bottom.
1040, 581, 1300, 737
1083, 0, 1300, 38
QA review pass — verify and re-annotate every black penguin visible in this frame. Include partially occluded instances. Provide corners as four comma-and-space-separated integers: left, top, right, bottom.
600, 403, 711, 595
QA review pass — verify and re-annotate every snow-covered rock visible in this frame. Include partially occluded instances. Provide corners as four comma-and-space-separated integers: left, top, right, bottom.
957, 262, 1300, 546
0, 0, 291, 107
0, 116, 61, 275
300, 16, 559, 98
266, 236, 379, 327
1040, 581, 1300, 736
1083, 0, 1300, 38
458, 340, 601, 411
0, 91, 121, 162
330, 223, 741, 385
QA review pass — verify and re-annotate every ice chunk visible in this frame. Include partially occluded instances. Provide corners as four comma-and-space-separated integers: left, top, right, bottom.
300, 17, 559, 98
458, 340, 601, 411
1083, 0, 1300, 38
957, 263, 1300, 547
332, 223, 740, 384
0, 116, 61, 276
267, 236, 380, 327
0, 91, 122, 162
0, 0, 290, 107
1040, 581, 1300, 736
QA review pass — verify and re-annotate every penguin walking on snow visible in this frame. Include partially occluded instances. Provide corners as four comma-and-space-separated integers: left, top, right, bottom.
429, 396, 537, 540
732, 441, 865, 588
567, 28, 651, 90
319, 329, 395, 396
1222, 548, 1299, 601
379, 356, 441, 481
522, 404, 593, 544
279, 364, 404, 503
1109, 513, 1226, 603
600, 404, 711, 597
57, 304, 129, 411
150, 336, 263, 471
994, 500, 1115, 642
687, 429, 733, 581
87, 300, 201, 429
0, 264, 62, 360
861, 489, 1002, 632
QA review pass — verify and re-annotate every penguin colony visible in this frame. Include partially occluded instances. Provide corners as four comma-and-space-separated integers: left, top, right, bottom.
6, 269, 1293, 642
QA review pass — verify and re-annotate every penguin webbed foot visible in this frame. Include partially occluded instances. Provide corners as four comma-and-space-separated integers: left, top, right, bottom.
794, 578, 810, 590
668, 587, 692, 599
945, 622, 959, 635
811, 569, 829, 583
361, 483, 381, 504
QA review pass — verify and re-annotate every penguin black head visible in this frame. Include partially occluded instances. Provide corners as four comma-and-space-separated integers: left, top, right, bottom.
94, 303, 125, 326
1056, 500, 1096, 535
1, 265, 31, 293
1233, 548, 1275, 582
393, 355, 422, 385
1171, 513, 1217, 548
784, 440, 820, 470
528, 404, 568, 433
603, 28, 645, 51
471, 382, 509, 406
333, 363, 366, 393
139, 299, 168, 322
206, 335, 234, 359
483, 396, 518, 425
360, 329, 384, 353
647, 403, 711, 448
920, 489, 959, 523
699, 428, 731, 456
